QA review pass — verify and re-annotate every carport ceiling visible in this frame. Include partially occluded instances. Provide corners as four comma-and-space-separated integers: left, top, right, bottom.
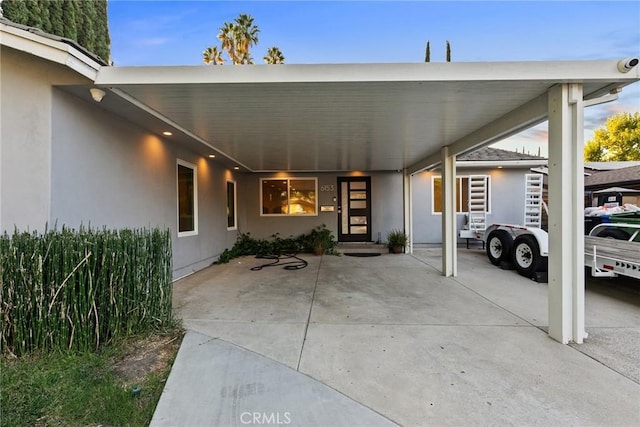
94, 61, 637, 172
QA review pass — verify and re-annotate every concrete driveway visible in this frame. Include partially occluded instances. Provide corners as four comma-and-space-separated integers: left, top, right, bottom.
163, 247, 639, 426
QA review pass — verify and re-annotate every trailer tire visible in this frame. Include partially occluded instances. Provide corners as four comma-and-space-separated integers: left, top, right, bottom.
596, 228, 630, 241
512, 234, 546, 276
486, 230, 513, 266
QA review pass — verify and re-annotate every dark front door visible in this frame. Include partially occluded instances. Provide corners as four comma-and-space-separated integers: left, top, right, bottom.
337, 176, 372, 242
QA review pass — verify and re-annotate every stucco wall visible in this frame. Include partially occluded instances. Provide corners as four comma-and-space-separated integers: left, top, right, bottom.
0, 46, 90, 231
50, 89, 240, 279
411, 167, 531, 243
242, 172, 404, 243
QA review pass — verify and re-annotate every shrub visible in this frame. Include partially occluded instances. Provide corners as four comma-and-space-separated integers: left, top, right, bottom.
0, 226, 173, 356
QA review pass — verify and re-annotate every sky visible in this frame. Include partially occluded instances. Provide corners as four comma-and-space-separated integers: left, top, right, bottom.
107, 0, 640, 157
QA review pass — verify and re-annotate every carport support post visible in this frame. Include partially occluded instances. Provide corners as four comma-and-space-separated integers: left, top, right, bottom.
403, 169, 413, 254
547, 83, 586, 344
441, 146, 457, 277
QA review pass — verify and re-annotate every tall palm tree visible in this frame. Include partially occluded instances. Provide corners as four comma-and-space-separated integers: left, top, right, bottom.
264, 46, 285, 64
217, 22, 237, 63
202, 13, 283, 66
233, 13, 259, 64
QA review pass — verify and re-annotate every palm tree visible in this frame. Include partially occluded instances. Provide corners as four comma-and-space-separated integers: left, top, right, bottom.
202, 13, 283, 66
217, 22, 237, 63
203, 46, 224, 65
233, 13, 259, 64
264, 46, 285, 64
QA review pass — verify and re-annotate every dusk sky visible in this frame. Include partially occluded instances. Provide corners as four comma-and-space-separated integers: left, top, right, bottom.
108, 1, 640, 157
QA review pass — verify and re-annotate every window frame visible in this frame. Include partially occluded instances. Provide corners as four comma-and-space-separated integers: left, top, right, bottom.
176, 159, 198, 237
431, 175, 491, 215
226, 179, 237, 230
260, 177, 318, 217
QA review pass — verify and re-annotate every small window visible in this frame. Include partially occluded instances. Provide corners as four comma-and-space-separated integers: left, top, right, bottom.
177, 159, 198, 236
227, 180, 237, 230
261, 178, 317, 216
432, 175, 490, 214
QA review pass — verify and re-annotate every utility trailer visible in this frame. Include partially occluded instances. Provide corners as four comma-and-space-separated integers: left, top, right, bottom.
584, 223, 640, 279
481, 173, 640, 281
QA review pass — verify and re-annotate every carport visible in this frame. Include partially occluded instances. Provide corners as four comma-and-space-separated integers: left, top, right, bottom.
90, 59, 639, 345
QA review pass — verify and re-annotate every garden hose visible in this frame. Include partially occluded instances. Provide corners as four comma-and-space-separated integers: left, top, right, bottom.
250, 254, 308, 271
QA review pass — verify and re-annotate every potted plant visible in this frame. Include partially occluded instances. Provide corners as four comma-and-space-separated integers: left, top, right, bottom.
308, 225, 336, 255
386, 229, 408, 254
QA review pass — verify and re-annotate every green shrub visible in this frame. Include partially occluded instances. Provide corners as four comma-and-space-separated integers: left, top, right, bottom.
216, 225, 338, 264
0, 226, 173, 356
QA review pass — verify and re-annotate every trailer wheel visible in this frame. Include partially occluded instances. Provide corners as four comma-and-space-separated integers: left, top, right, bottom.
512, 234, 546, 276
486, 230, 513, 266
595, 228, 630, 241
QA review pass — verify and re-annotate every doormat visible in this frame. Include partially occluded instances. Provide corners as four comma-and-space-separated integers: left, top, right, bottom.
343, 252, 382, 257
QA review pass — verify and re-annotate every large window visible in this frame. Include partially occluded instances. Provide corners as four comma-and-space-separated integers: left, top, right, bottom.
227, 180, 237, 230
177, 159, 198, 236
261, 178, 317, 216
432, 175, 490, 214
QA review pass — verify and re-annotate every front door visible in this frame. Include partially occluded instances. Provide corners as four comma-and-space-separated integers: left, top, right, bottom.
337, 176, 371, 242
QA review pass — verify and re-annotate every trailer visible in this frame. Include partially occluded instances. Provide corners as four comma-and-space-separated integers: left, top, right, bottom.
484, 217, 640, 281
584, 223, 640, 279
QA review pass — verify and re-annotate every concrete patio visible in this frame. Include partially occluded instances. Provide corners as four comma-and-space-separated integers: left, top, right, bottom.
155, 247, 640, 426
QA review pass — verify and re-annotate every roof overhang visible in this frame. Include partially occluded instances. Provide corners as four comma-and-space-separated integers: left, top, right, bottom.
91, 61, 638, 173
3, 20, 638, 174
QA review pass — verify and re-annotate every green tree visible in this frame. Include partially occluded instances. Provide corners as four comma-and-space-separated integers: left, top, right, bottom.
2, 0, 110, 61
1, 0, 29, 24
203, 13, 284, 65
263, 46, 285, 64
446, 40, 451, 62
425, 41, 430, 62
584, 112, 640, 161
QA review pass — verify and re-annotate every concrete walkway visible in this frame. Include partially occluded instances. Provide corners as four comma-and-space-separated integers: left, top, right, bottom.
156, 247, 640, 426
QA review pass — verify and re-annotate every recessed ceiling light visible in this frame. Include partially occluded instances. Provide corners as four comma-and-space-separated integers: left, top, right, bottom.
233, 166, 240, 170
208, 154, 216, 158
162, 131, 173, 136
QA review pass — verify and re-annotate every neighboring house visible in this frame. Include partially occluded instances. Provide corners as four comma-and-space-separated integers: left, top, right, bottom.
411, 147, 547, 244
584, 164, 640, 206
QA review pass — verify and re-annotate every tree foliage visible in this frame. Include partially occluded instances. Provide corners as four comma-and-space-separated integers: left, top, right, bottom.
584, 112, 640, 161
203, 13, 284, 65
1, 0, 110, 61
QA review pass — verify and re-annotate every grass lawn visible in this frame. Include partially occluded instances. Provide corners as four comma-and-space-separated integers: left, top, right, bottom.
1, 327, 183, 427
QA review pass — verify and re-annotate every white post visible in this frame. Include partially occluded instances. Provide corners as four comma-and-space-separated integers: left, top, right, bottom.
403, 169, 413, 254
441, 146, 457, 277
547, 84, 586, 344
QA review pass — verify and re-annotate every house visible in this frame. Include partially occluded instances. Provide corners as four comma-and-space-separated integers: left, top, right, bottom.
2, 18, 639, 344
584, 164, 640, 206
412, 147, 547, 244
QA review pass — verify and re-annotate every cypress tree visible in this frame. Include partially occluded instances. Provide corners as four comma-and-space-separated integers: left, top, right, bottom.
93, 0, 111, 61
77, 0, 98, 53
38, 0, 52, 33
425, 41, 430, 63
1, 0, 30, 24
446, 40, 451, 62
25, 0, 42, 28
61, 0, 78, 40
48, 0, 64, 35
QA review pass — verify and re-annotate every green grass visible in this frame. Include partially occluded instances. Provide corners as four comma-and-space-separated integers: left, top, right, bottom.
1, 328, 183, 427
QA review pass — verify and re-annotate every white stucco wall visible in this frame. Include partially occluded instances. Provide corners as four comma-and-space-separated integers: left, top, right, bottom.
411, 167, 533, 243
242, 171, 404, 243
0, 46, 90, 231
50, 89, 240, 278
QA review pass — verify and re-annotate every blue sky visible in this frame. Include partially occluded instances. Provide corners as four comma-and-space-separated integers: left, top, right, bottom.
108, 0, 640, 156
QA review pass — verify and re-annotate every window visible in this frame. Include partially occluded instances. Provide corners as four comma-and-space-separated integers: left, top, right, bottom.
227, 180, 237, 230
261, 178, 317, 216
432, 175, 490, 214
177, 159, 198, 236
